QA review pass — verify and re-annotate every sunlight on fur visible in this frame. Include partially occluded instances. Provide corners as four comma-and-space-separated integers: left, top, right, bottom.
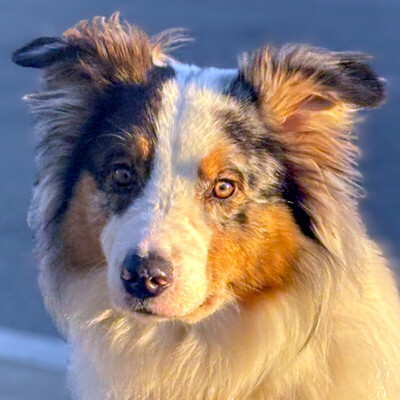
12, 13, 400, 400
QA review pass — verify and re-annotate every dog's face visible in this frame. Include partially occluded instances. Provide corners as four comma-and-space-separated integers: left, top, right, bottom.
13, 14, 385, 323
60, 64, 301, 322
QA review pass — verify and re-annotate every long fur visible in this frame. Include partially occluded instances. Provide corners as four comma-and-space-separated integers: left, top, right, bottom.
13, 14, 400, 400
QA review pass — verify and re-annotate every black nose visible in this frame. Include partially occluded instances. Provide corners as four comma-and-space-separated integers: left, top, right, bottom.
121, 252, 173, 299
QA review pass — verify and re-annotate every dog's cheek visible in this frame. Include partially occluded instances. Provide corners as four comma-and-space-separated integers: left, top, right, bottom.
61, 173, 108, 272
206, 203, 300, 303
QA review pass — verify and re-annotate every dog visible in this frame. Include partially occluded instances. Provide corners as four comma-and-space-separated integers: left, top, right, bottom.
12, 13, 400, 400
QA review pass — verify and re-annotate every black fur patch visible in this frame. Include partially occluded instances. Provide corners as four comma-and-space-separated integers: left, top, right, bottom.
234, 209, 248, 226
11, 37, 80, 68
247, 173, 257, 189
217, 108, 283, 157
224, 74, 258, 104
54, 66, 174, 221
280, 170, 315, 240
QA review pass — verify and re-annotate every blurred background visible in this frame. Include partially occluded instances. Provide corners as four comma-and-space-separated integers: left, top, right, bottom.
1, 0, 399, 398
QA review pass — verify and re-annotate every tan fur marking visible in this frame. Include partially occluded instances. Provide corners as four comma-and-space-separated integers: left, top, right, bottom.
207, 203, 300, 302
61, 174, 106, 271
135, 133, 152, 159
199, 143, 245, 185
199, 144, 300, 304
199, 145, 232, 181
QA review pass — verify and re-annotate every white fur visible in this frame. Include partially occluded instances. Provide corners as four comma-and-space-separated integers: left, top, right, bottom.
62, 241, 400, 400
27, 64, 400, 400
102, 66, 238, 317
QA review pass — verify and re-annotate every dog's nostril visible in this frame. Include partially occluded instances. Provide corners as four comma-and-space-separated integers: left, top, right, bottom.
121, 269, 139, 283
121, 252, 173, 299
152, 275, 169, 287
121, 268, 134, 282
145, 273, 170, 294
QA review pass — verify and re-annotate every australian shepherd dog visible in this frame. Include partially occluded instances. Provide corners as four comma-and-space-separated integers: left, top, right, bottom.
12, 13, 400, 400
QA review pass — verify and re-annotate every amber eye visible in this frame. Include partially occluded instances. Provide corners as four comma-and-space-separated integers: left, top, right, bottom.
112, 166, 133, 187
213, 180, 236, 199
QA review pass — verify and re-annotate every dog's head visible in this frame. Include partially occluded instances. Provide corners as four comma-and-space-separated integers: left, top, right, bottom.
13, 14, 385, 323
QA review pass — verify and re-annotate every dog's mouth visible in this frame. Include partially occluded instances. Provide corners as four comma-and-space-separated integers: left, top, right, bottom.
128, 294, 222, 323
131, 306, 171, 322
135, 307, 155, 316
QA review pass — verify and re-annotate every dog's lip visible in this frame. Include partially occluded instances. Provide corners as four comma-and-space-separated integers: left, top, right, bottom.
135, 307, 156, 316
130, 294, 220, 322
131, 297, 210, 319
131, 306, 173, 322
133, 306, 180, 320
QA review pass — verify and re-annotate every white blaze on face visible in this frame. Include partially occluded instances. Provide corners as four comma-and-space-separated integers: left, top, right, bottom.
101, 64, 238, 317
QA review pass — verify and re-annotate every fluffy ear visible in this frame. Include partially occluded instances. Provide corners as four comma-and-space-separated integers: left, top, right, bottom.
11, 13, 188, 87
237, 45, 386, 247
238, 45, 386, 130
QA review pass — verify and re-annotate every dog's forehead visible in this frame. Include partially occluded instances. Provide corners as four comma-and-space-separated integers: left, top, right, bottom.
151, 64, 242, 175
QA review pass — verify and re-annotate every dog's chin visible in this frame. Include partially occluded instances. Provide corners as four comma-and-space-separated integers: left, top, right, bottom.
113, 293, 222, 324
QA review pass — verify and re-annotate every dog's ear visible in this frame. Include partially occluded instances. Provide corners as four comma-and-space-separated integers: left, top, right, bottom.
12, 37, 79, 68
11, 13, 187, 88
237, 45, 386, 246
238, 45, 385, 132
11, 13, 153, 87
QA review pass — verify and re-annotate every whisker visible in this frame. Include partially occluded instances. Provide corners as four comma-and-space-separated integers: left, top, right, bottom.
102, 133, 128, 143
105, 119, 135, 141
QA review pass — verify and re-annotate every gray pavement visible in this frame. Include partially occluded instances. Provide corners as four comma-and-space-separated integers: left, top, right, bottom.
0, 327, 69, 399
1, 1, 400, 398
0, 362, 68, 400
